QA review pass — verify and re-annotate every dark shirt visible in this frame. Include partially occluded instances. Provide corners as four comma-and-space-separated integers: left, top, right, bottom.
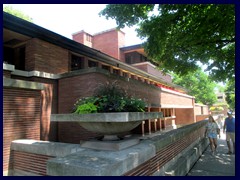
225, 117, 235, 132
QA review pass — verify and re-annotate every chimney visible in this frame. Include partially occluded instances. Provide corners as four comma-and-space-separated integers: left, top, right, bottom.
72, 30, 93, 48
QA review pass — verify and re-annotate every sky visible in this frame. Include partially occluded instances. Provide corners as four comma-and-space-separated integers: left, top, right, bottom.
3, 4, 144, 46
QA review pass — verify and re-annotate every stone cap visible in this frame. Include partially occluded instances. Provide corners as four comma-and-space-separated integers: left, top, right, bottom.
11, 139, 84, 157
51, 112, 163, 122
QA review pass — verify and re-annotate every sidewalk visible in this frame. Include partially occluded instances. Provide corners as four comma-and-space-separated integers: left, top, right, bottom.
187, 131, 235, 176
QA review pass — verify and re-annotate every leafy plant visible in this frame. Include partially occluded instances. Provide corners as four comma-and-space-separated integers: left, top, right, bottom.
123, 97, 146, 112
75, 102, 97, 114
73, 81, 146, 114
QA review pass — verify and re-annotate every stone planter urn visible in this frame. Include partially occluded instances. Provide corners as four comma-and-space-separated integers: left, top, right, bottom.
51, 112, 163, 141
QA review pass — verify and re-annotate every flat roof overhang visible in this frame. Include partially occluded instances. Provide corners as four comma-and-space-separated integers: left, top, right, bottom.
120, 44, 146, 56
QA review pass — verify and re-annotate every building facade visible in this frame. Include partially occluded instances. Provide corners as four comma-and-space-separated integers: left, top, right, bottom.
3, 12, 208, 174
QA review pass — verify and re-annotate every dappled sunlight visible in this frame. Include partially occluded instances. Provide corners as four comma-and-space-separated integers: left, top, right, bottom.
188, 137, 235, 176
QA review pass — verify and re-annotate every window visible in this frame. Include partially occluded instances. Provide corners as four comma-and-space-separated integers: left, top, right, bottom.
113, 69, 120, 75
71, 55, 84, 71
3, 46, 26, 70
102, 65, 110, 72
218, 96, 223, 99
126, 56, 132, 64
140, 55, 147, 62
86, 34, 92, 42
88, 60, 98, 68
122, 72, 128, 77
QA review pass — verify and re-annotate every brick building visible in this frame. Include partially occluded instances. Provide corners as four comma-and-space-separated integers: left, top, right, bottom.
3, 12, 208, 174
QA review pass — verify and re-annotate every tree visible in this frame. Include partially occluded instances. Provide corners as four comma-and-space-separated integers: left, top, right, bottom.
215, 83, 225, 93
224, 79, 235, 110
100, 4, 235, 82
172, 68, 217, 105
3, 5, 33, 22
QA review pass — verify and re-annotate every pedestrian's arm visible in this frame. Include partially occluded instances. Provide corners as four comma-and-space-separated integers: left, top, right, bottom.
204, 128, 207, 137
223, 120, 226, 133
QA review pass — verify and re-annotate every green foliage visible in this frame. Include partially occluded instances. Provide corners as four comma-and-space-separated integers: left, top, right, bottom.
100, 4, 235, 82
215, 84, 225, 93
73, 81, 146, 114
3, 5, 33, 22
172, 68, 217, 105
94, 81, 127, 112
123, 97, 146, 112
224, 79, 235, 110
214, 102, 229, 108
75, 102, 97, 114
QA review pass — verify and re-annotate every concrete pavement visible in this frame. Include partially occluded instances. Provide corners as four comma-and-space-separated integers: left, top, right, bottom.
187, 131, 235, 176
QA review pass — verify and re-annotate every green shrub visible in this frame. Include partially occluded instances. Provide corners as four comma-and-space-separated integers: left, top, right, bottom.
73, 81, 146, 114
74, 102, 97, 114
123, 97, 146, 112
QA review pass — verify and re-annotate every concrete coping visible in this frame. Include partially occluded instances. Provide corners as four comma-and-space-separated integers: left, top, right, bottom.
3, 78, 44, 90
10, 121, 207, 176
3, 63, 15, 71
10, 67, 106, 80
59, 67, 109, 79
11, 139, 85, 157
8, 66, 191, 98
11, 69, 60, 79
51, 112, 163, 122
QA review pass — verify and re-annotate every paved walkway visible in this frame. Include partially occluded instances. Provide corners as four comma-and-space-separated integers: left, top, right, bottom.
187, 131, 235, 176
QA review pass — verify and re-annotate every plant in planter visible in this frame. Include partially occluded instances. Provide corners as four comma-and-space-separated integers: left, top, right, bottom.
209, 106, 225, 116
73, 81, 146, 114
51, 81, 162, 143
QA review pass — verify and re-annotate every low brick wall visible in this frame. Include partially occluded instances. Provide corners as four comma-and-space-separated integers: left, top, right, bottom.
196, 115, 209, 122
8, 120, 208, 176
3, 78, 44, 175
124, 120, 207, 176
8, 140, 84, 176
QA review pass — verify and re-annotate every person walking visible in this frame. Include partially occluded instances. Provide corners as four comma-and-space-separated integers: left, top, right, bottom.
223, 111, 235, 154
205, 115, 220, 156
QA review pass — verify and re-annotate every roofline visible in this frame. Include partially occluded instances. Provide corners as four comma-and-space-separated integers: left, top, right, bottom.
3, 12, 187, 93
72, 30, 93, 36
93, 27, 125, 36
120, 44, 144, 51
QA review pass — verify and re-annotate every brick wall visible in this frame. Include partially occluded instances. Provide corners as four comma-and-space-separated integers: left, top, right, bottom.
3, 88, 41, 173
161, 90, 193, 107
124, 121, 206, 176
8, 121, 207, 176
132, 62, 172, 83
58, 72, 165, 113
93, 29, 124, 60
72, 31, 93, 48
195, 105, 202, 115
196, 115, 209, 122
195, 105, 209, 115
58, 70, 195, 143
11, 75, 58, 141
175, 108, 195, 125
32, 77, 58, 141
25, 38, 69, 74
9, 151, 54, 176
73, 29, 124, 60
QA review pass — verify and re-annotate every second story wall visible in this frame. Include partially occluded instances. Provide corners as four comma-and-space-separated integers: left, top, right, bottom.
26, 38, 69, 74
132, 62, 172, 83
